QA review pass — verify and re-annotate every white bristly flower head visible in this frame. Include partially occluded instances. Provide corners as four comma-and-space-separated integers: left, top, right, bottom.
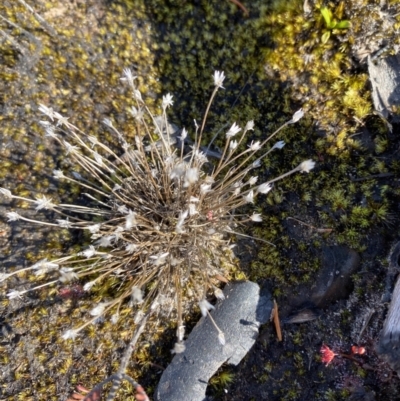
213, 70, 225, 88
188, 203, 198, 216
200, 183, 212, 194
229, 140, 238, 151
248, 176, 258, 186
64, 141, 79, 155
162, 93, 174, 110
257, 183, 272, 194
248, 141, 261, 152
34, 195, 56, 211
170, 163, 186, 180
245, 120, 255, 132
272, 140, 285, 150
96, 235, 114, 247
81, 245, 97, 258
183, 168, 199, 187
179, 128, 188, 141
59, 268, 78, 283
38, 104, 55, 120
87, 224, 101, 234
126, 243, 138, 254
7, 290, 23, 300
88, 135, 99, 145
6, 212, 20, 221
83, 281, 96, 291
218, 331, 226, 346
199, 299, 215, 317
0, 188, 13, 199
111, 313, 120, 324
53, 112, 69, 127
250, 213, 262, 222
62, 329, 79, 341
130, 106, 139, 119
94, 152, 104, 166
121, 68, 137, 87
177, 325, 185, 341
44, 125, 57, 138
172, 341, 186, 354
32, 259, 59, 275
72, 172, 83, 180
125, 210, 137, 230
57, 219, 72, 228
0, 273, 10, 282
150, 252, 169, 266
118, 205, 129, 214
291, 108, 304, 123
298, 159, 316, 173
90, 302, 107, 317
214, 288, 225, 300
243, 190, 254, 204
177, 210, 188, 225
103, 118, 113, 127
131, 286, 144, 304
53, 170, 65, 179
226, 122, 241, 138
133, 89, 142, 101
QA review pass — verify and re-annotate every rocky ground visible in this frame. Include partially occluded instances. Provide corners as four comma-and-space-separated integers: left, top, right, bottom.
1, 1, 400, 400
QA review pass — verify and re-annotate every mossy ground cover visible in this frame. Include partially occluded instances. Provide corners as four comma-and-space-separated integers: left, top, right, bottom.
0, 0, 399, 399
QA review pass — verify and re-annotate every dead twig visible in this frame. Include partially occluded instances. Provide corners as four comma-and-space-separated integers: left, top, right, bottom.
17, 0, 57, 37
287, 217, 333, 234
228, 0, 249, 16
272, 300, 282, 341
350, 173, 394, 182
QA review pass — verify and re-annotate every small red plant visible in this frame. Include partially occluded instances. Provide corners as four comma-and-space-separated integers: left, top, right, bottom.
351, 345, 366, 355
320, 344, 338, 366
59, 284, 85, 299
66, 381, 149, 401
320, 343, 368, 367
66, 384, 101, 401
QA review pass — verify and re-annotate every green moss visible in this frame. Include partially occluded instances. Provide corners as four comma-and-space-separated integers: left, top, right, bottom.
258, 0, 398, 155
209, 366, 235, 393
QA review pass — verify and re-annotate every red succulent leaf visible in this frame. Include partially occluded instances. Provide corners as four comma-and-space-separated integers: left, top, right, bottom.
320, 344, 337, 366
66, 385, 102, 401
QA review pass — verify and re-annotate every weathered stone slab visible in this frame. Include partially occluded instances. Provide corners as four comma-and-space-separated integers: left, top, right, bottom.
377, 241, 400, 375
368, 53, 400, 122
311, 245, 360, 308
155, 281, 273, 401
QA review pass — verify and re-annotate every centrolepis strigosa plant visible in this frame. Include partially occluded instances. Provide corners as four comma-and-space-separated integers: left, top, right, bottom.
0, 69, 314, 400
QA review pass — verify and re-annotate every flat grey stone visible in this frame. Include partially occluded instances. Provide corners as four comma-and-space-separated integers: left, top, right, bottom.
377, 241, 400, 375
368, 53, 400, 122
311, 245, 360, 308
155, 281, 272, 401
285, 245, 360, 315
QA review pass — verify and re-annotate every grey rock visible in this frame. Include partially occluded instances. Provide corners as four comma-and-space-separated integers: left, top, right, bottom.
377, 241, 400, 375
282, 307, 320, 324
155, 281, 272, 401
368, 53, 400, 122
285, 245, 361, 316
311, 245, 360, 308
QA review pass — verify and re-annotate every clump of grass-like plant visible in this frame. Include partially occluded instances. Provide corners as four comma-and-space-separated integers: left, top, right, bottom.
0, 69, 314, 399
